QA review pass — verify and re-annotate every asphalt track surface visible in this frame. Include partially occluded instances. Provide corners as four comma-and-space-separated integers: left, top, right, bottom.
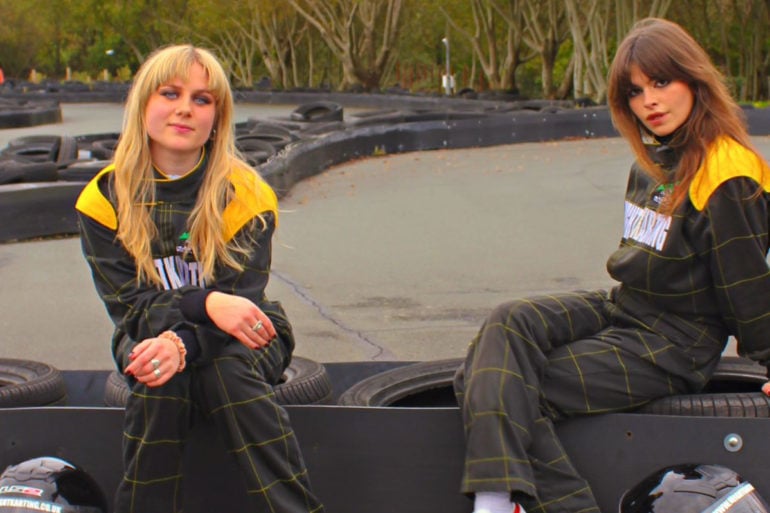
1, 103, 766, 370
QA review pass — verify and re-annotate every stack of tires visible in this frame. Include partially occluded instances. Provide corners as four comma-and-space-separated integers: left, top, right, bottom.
0, 134, 121, 242
336, 356, 770, 418
0, 359, 67, 407
103, 356, 334, 407
0, 133, 119, 185
0, 135, 75, 185
0, 356, 334, 409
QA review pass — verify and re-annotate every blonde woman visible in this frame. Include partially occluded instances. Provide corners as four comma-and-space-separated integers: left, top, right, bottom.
455, 18, 770, 513
76, 45, 324, 513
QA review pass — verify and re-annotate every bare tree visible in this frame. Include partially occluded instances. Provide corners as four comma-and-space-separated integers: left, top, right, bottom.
288, 0, 405, 91
565, 0, 671, 103
176, 1, 308, 89
205, 22, 262, 87
442, 0, 535, 91
730, 0, 770, 100
563, 0, 607, 102
518, 0, 569, 98
250, 5, 308, 89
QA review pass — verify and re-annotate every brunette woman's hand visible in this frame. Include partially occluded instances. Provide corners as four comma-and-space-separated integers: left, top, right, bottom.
125, 336, 181, 387
762, 382, 770, 397
205, 291, 276, 349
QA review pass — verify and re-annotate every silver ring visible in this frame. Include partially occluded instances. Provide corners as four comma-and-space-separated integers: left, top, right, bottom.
252, 320, 263, 332
151, 359, 161, 370
153, 368, 161, 378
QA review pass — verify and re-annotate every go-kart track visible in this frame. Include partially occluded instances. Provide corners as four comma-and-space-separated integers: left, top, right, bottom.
1, 97, 770, 513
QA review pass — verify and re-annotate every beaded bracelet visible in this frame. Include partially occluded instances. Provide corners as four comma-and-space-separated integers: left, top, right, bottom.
159, 330, 187, 372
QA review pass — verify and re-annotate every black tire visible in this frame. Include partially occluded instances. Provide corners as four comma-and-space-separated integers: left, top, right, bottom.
104, 369, 131, 407
290, 101, 343, 123
58, 159, 110, 182
3, 143, 58, 163
274, 356, 334, 405
235, 135, 277, 166
336, 356, 768, 412
0, 158, 27, 184
297, 120, 347, 135
246, 122, 300, 141
637, 356, 769, 417
0, 358, 67, 407
56, 135, 79, 166
0, 159, 58, 184
637, 392, 770, 417
337, 358, 463, 407
5, 135, 61, 149
103, 356, 333, 407
74, 133, 121, 159
90, 138, 119, 160
458, 87, 477, 99
244, 130, 294, 150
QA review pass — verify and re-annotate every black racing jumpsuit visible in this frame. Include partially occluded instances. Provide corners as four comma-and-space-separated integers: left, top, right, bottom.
76, 154, 324, 513
455, 136, 770, 513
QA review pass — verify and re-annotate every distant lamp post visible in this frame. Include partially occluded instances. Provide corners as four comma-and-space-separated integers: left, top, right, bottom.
441, 37, 454, 96
104, 49, 115, 81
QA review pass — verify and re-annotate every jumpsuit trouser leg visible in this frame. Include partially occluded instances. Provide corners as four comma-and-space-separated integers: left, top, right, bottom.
115, 335, 323, 513
454, 291, 691, 513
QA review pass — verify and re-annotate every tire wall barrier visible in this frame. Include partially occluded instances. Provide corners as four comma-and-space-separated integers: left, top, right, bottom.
0, 99, 62, 129
336, 356, 770, 416
0, 182, 84, 241
103, 356, 333, 407
259, 107, 619, 196
2, 103, 769, 242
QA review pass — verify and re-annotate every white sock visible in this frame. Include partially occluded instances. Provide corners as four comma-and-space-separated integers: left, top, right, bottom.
473, 491, 527, 513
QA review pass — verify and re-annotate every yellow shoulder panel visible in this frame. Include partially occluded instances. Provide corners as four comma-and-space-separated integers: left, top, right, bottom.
74, 164, 118, 230
222, 167, 279, 242
689, 136, 770, 211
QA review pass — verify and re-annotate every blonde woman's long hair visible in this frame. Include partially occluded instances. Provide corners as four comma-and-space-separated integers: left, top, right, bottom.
113, 44, 258, 286
607, 18, 756, 213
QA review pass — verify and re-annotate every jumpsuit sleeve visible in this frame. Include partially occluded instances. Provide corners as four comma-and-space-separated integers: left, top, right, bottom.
192, 210, 295, 359
701, 177, 770, 368
77, 211, 190, 363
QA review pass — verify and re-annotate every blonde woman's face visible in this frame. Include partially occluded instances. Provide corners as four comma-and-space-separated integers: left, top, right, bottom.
144, 62, 216, 172
628, 64, 694, 137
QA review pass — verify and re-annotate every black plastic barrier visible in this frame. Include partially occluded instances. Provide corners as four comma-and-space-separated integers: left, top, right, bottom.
0, 98, 62, 129
2, 100, 769, 243
3, 364, 770, 513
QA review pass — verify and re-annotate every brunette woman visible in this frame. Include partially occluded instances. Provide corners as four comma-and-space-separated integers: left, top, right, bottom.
455, 18, 770, 513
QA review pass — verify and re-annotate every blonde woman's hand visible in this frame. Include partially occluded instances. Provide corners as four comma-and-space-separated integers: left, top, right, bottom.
205, 291, 276, 349
762, 382, 770, 397
125, 336, 181, 387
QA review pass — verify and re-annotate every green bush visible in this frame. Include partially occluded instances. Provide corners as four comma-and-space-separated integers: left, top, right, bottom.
70, 71, 94, 83
116, 65, 133, 83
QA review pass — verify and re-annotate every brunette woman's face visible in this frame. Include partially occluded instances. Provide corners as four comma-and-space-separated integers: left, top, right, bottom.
628, 64, 694, 137
144, 62, 216, 170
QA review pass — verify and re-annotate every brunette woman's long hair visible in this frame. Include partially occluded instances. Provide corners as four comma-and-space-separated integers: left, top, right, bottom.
607, 18, 757, 212
113, 44, 261, 286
